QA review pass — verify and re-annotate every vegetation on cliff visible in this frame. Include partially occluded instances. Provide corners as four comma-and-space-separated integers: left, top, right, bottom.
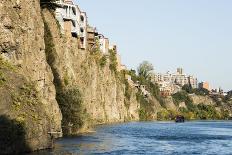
56, 87, 88, 135
0, 56, 53, 154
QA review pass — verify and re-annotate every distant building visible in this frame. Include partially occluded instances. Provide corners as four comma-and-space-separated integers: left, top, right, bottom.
153, 68, 198, 95
99, 35, 109, 54
227, 90, 232, 96
188, 76, 198, 89
199, 82, 210, 91
177, 68, 183, 75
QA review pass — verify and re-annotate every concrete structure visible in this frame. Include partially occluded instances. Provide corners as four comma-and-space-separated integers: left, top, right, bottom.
55, 0, 87, 49
55, 0, 126, 73
158, 81, 173, 97
87, 25, 98, 49
154, 68, 198, 95
188, 76, 198, 89
199, 82, 210, 91
79, 12, 87, 49
99, 35, 109, 54
177, 68, 183, 74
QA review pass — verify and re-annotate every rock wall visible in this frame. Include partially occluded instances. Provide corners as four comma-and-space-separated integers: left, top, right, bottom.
190, 94, 215, 106
0, 0, 62, 153
42, 9, 141, 135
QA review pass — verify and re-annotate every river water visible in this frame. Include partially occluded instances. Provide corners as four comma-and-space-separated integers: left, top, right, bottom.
31, 121, 232, 155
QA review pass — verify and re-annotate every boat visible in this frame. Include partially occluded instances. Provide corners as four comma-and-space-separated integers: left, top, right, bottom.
175, 115, 185, 123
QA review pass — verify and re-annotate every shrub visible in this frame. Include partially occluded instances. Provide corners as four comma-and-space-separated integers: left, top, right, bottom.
56, 87, 87, 135
125, 80, 132, 100
157, 109, 171, 121
136, 91, 155, 120
109, 49, 118, 73
99, 55, 107, 68
172, 91, 191, 105
0, 72, 6, 86
193, 88, 209, 96
196, 104, 220, 119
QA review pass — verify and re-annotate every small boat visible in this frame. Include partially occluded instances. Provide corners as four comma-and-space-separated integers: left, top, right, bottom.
175, 115, 185, 123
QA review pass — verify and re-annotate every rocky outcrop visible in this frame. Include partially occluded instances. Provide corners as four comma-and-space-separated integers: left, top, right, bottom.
42, 9, 141, 135
190, 94, 215, 106
163, 96, 177, 111
0, 0, 62, 153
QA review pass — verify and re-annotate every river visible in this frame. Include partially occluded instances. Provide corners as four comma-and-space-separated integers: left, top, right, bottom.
30, 121, 232, 155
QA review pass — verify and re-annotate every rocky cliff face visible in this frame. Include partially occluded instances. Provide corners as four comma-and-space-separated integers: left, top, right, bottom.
1, 0, 231, 154
0, 0, 61, 153
42, 9, 141, 135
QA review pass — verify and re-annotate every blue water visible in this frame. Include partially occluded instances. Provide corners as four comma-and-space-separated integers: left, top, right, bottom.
32, 121, 232, 155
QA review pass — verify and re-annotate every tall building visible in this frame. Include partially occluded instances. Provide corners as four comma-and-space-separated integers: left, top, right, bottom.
199, 82, 210, 91
177, 68, 183, 74
188, 76, 198, 89
154, 68, 198, 95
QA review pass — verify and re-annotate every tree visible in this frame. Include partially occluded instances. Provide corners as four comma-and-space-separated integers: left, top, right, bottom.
137, 61, 154, 80
194, 88, 209, 96
182, 84, 193, 93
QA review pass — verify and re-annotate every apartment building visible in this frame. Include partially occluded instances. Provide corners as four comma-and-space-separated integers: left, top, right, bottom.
99, 35, 109, 54
199, 82, 210, 91
55, 0, 87, 49
154, 68, 198, 95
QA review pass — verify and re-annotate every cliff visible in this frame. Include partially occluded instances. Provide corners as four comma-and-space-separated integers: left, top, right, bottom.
0, 0, 61, 154
41, 8, 142, 135
0, 0, 231, 154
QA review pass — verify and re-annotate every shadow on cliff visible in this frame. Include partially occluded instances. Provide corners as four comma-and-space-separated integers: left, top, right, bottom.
0, 115, 30, 154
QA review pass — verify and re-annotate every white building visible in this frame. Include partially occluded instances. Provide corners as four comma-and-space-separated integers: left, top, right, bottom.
154, 68, 198, 95
99, 35, 109, 54
55, 0, 87, 49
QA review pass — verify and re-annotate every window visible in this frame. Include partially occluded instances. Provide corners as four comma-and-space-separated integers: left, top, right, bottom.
80, 28, 84, 33
80, 15, 84, 22
72, 7, 76, 15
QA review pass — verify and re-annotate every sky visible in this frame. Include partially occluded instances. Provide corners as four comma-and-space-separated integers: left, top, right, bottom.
75, 0, 232, 91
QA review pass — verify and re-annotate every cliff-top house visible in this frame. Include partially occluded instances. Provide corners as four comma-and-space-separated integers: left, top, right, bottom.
55, 0, 87, 49
55, 0, 126, 72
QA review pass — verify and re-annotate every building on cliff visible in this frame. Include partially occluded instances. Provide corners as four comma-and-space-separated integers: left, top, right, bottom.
87, 25, 98, 49
55, 0, 126, 70
99, 34, 109, 54
55, 0, 87, 49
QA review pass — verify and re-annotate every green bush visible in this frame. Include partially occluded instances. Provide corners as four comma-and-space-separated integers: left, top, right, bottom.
125, 80, 132, 100
157, 109, 171, 121
193, 88, 209, 96
56, 87, 87, 135
136, 91, 155, 121
109, 49, 118, 73
172, 91, 191, 105
196, 104, 220, 119
99, 55, 107, 68
0, 72, 6, 86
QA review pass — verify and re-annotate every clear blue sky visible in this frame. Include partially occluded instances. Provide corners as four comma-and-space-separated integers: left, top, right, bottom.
75, 0, 232, 91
